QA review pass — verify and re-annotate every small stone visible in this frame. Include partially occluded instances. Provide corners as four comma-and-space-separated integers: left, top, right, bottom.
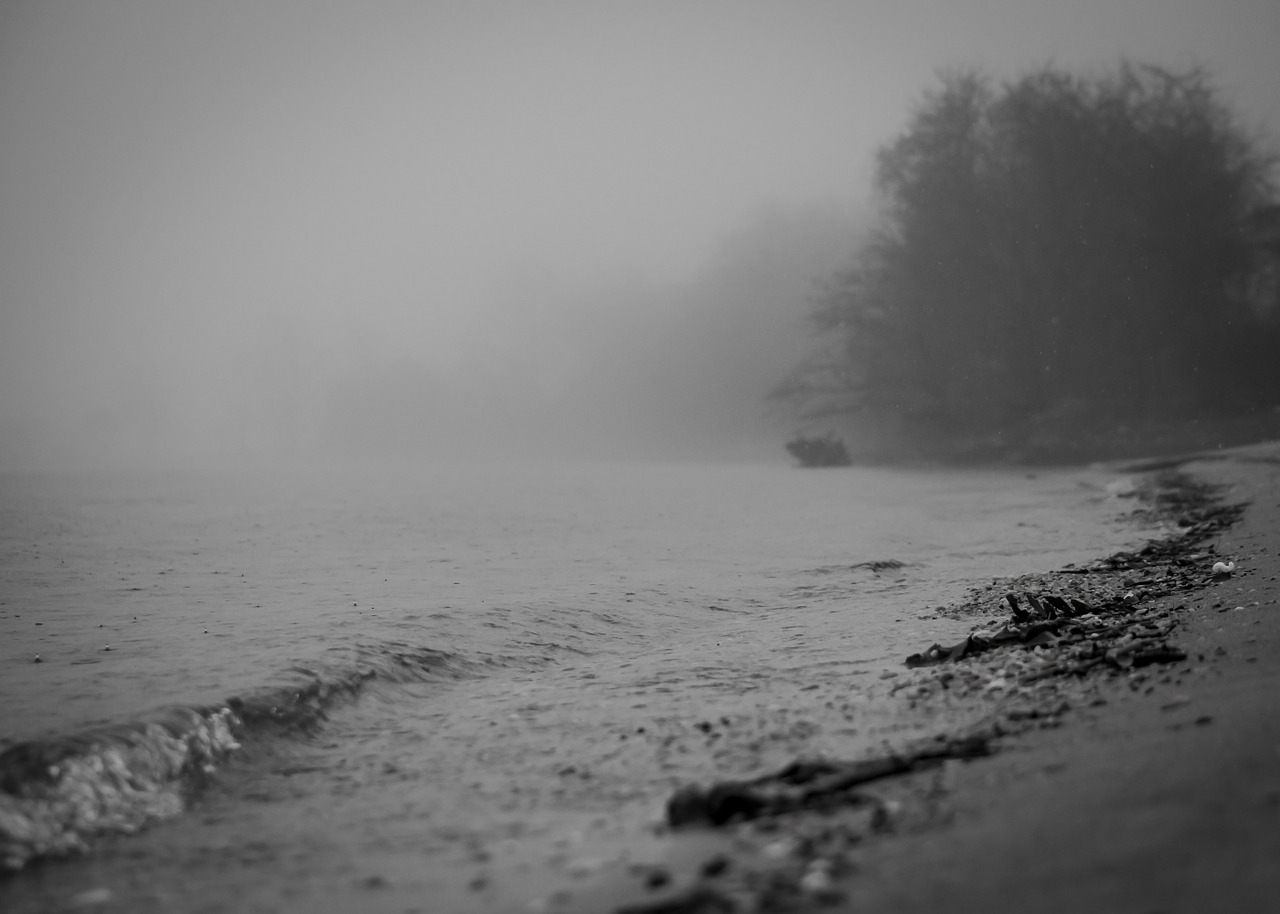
69, 888, 112, 907
528, 894, 572, 913
567, 857, 602, 878
700, 854, 730, 877
871, 799, 903, 831
644, 867, 671, 889
800, 869, 834, 894
762, 838, 798, 859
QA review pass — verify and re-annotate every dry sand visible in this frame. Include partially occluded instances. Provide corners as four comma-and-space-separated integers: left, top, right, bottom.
2, 446, 1278, 913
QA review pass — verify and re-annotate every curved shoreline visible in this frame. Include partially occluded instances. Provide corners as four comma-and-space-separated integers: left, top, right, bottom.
1, 451, 1270, 912
591, 443, 1280, 914
835, 445, 1280, 914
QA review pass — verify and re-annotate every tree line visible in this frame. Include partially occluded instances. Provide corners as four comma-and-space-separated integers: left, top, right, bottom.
776, 62, 1280, 460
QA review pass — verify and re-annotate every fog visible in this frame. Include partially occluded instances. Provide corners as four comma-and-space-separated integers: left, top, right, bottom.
2, 1, 1278, 470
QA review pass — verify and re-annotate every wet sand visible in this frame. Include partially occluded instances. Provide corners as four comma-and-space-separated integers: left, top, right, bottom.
592, 445, 1280, 914
837, 446, 1280, 914
2, 447, 1278, 912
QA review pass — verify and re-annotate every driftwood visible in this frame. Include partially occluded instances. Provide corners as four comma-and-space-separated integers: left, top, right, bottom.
666, 733, 992, 828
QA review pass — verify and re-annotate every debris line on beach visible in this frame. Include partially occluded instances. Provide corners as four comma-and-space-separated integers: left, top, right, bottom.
666, 732, 993, 828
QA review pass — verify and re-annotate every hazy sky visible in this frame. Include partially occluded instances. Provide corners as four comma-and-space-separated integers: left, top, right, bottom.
2, 0, 1278, 468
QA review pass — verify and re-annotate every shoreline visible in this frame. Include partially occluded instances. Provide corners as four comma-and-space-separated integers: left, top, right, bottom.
1, 449, 1275, 912
570, 443, 1280, 913
838, 446, 1280, 913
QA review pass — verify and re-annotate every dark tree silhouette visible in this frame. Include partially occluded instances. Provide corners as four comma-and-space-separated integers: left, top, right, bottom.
778, 62, 1280, 459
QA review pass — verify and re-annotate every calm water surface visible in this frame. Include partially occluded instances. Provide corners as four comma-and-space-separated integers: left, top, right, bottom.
1, 459, 1148, 747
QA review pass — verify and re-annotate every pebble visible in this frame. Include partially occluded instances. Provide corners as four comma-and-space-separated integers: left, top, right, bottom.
700, 855, 729, 877
566, 857, 602, 877
69, 888, 112, 907
871, 798, 903, 831
762, 837, 798, 859
528, 893, 573, 913
800, 869, 834, 894
644, 867, 671, 888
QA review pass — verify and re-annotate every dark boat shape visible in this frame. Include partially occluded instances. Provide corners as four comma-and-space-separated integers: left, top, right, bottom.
785, 434, 852, 467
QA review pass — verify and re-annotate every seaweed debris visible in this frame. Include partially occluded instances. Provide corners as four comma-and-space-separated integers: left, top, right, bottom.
627, 469, 1247, 914
905, 591, 1185, 672
906, 469, 1243, 679
628, 729, 996, 914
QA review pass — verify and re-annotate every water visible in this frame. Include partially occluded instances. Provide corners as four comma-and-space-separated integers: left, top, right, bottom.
0, 459, 1155, 904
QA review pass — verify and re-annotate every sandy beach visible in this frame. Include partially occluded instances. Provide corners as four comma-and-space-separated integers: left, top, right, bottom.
6, 4, 1280, 911
593, 444, 1280, 914
833, 446, 1280, 914
2, 445, 1278, 913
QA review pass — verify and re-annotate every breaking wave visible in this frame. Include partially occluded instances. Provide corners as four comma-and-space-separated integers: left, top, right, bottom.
0, 642, 513, 873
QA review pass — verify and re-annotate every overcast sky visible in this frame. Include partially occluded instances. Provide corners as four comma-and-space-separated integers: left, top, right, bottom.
2, 0, 1278, 468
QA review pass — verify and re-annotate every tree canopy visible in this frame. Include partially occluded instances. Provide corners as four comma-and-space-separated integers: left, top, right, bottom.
778, 62, 1280, 459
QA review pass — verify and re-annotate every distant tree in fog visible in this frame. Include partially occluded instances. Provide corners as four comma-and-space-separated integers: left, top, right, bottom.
778, 62, 1280, 457
563, 202, 858, 458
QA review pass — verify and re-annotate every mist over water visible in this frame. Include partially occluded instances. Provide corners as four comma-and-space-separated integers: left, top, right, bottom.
0, 458, 1151, 747
7, 6, 1273, 891
1, 1, 1278, 471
